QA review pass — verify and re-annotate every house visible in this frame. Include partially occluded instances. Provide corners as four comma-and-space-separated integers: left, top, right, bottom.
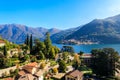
65, 70, 83, 80
4, 77, 14, 80
34, 70, 44, 80
52, 73, 65, 80
0, 40, 5, 47
18, 62, 45, 80
80, 54, 92, 66
18, 70, 37, 80
22, 62, 38, 74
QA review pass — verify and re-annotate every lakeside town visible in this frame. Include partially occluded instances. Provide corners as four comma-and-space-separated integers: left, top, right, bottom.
0, 32, 120, 80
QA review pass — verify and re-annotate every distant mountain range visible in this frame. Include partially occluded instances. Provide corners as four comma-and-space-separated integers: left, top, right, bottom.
64, 14, 120, 44
1, 14, 120, 44
0, 24, 61, 44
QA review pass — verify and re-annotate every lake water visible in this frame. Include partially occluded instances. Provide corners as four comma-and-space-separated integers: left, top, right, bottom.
53, 44, 120, 54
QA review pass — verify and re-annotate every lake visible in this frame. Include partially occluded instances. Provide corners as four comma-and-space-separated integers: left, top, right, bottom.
53, 44, 120, 54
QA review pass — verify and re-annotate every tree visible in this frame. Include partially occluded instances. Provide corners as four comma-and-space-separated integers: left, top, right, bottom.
78, 51, 84, 55
61, 46, 74, 53
40, 62, 46, 69
49, 47, 55, 59
58, 60, 67, 72
72, 54, 81, 69
3, 46, 7, 57
31, 39, 46, 56
91, 48, 120, 76
53, 46, 60, 55
24, 54, 30, 62
52, 68, 58, 74
62, 52, 69, 61
44, 32, 52, 58
24, 34, 29, 46
38, 51, 45, 60
30, 34, 33, 54
0, 58, 4, 68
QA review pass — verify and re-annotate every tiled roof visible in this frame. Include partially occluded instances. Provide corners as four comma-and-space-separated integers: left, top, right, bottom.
26, 62, 37, 67
22, 62, 38, 73
0, 40, 5, 43
18, 70, 26, 76
4, 78, 13, 80
66, 70, 83, 77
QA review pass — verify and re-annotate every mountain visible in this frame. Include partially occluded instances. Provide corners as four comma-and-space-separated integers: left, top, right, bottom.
1, 14, 120, 44
0, 24, 61, 44
51, 26, 82, 43
64, 14, 120, 44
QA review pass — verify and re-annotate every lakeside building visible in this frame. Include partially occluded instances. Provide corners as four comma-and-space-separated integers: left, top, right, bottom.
80, 54, 92, 66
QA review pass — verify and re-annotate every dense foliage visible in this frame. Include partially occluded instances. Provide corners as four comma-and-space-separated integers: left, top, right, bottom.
91, 48, 120, 77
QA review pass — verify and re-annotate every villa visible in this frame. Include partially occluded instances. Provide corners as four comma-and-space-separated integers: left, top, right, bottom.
80, 54, 92, 66
65, 70, 83, 80
18, 62, 43, 80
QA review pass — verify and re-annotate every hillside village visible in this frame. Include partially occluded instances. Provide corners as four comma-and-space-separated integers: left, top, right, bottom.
0, 33, 120, 80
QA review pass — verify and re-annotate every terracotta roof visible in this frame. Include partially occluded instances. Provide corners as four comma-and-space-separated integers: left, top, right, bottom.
66, 70, 83, 78
18, 70, 26, 76
22, 62, 38, 73
0, 40, 5, 43
4, 78, 13, 80
26, 62, 37, 67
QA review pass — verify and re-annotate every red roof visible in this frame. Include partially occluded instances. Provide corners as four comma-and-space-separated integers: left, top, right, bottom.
18, 70, 26, 76
22, 62, 38, 73
4, 78, 13, 80
0, 40, 5, 43
26, 62, 37, 67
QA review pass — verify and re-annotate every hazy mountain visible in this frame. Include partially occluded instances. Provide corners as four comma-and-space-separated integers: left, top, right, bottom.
0, 24, 61, 44
51, 26, 82, 43
65, 14, 120, 44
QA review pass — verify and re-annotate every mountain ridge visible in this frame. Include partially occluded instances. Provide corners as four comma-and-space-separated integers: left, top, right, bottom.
0, 24, 61, 44
1, 14, 120, 44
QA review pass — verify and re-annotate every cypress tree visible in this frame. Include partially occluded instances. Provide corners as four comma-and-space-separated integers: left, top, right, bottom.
3, 46, 7, 57
44, 32, 52, 58
24, 34, 29, 46
30, 34, 33, 53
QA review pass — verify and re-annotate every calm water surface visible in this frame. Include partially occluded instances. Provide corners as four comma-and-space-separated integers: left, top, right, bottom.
53, 44, 120, 54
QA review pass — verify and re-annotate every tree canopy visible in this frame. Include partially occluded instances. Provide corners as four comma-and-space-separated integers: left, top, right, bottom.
91, 48, 120, 76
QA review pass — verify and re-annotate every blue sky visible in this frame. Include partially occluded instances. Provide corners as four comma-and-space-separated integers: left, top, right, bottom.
0, 0, 120, 29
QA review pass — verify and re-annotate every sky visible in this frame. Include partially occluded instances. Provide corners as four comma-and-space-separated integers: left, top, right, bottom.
0, 0, 120, 29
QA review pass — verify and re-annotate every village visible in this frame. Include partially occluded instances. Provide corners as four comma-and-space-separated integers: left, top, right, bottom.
0, 33, 120, 80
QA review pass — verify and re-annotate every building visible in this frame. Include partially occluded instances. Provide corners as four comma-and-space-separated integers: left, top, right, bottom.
34, 70, 44, 80
65, 70, 83, 80
80, 54, 92, 66
0, 40, 5, 47
22, 62, 38, 74
18, 62, 45, 80
52, 73, 65, 80
18, 70, 37, 80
